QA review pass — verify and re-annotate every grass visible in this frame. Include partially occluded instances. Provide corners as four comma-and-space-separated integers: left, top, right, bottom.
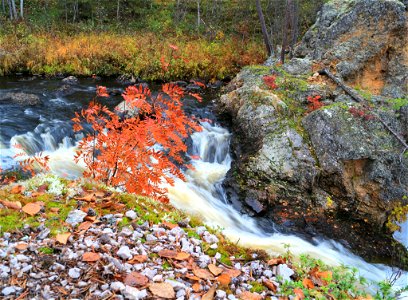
0, 31, 265, 81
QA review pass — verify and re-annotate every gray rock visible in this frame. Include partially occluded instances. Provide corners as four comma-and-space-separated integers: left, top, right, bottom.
216, 290, 227, 298
0, 92, 41, 106
125, 210, 137, 220
277, 264, 294, 282
123, 285, 147, 300
111, 281, 126, 292
62, 76, 79, 85
68, 268, 81, 279
295, 0, 407, 97
117, 246, 132, 260
65, 210, 87, 226
2, 286, 16, 296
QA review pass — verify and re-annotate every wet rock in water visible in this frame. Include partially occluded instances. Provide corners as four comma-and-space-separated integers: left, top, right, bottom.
185, 84, 202, 93
56, 84, 75, 96
116, 74, 138, 85
65, 210, 87, 226
62, 76, 79, 85
0, 92, 41, 106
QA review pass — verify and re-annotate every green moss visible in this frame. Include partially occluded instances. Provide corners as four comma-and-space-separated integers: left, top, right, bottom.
244, 65, 272, 76
38, 247, 54, 254
162, 261, 172, 270
118, 217, 131, 229
0, 211, 23, 233
250, 281, 267, 293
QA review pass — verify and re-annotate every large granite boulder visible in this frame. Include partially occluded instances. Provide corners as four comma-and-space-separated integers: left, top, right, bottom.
295, 0, 408, 98
0, 92, 41, 106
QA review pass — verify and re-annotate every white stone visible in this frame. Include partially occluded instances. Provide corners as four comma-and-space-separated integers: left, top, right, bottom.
216, 290, 227, 298
65, 210, 87, 226
123, 286, 147, 300
277, 264, 294, 282
125, 210, 137, 220
165, 279, 186, 291
117, 246, 132, 260
68, 268, 81, 279
2, 286, 16, 296
111, 281, 126, 292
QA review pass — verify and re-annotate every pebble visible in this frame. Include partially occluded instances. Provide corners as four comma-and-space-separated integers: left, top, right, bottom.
2, 286, 16, 296
111, 281, 126, 291
216, 290, 227, 298
65, 210, 87, 226
68, 268, 81, 279
277, 264, 294, 281
125, 210, 138, 220
117, 246, 132, 260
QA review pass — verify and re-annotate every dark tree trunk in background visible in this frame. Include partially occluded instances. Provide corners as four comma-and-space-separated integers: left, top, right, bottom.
289, 0, 299, 58
116, 0, 120, 21
19, 0, 23, 19
256, 0, 273, 57
281, 0, 291, 64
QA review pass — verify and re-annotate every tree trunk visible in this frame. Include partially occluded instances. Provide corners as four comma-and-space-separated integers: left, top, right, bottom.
116, 0, 120, 21
19, 0, 23, 19
289, 0, 299, 59
281, 0, 291, 64
2, 0, 5, 14
256, 0, 273, 57
197, 0, 201, 30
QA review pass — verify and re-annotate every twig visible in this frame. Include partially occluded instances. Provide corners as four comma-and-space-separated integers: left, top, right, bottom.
319, 68, 408, 151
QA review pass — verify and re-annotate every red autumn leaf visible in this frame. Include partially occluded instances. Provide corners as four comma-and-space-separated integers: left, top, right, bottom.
96, 86, 109, 97
82, 252, 101, 262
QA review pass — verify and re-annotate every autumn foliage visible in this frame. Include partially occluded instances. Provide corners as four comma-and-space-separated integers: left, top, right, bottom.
307, 95, 324, 112
263, 75, 278, 90
72, 84, 202, 202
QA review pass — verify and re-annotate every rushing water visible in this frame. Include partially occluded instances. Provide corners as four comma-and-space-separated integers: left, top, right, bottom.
0, 77, 407, 296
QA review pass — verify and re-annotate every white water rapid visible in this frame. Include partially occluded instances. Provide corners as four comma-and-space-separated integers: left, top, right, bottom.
167, 122, 408, 296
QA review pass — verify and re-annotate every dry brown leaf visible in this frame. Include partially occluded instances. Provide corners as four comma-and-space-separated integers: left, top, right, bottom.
263, 279, 277, 292
76, 193, 95, 202
216, 273, 231, 286
302, 278, 314, 289
175, 252, 190, 261
113, 203, 126, 210
54, 286, 68, 295
158, 249, 178, 259
241, 291, 263, 300
82, 252, 101, 262
294, 288, 305, 300
222, 268, 241, 278
267, 257, 286, 266
124, 272, 148, 287
94, 191, 105, 198
84, 215, 97, 222
56, 232, 71, 245
11, 185, 25, 194
0, 200, 22, 210
310, 268, 332, 286
202, 285, 216, 300
192, 282, 201, 292
149, 282, 175, 299
193, 268, 215, 280
15, 243, 28, 251
22, 202, 42, 216
185, 274, 201, 281
208, 264, 223, 276
162, 221, 178, 229
129, 255, 148, 264
50, 207, 60, 213
77, 221, 93, 232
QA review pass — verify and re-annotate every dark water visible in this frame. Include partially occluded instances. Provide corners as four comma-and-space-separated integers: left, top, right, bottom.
0, 76, 217, 169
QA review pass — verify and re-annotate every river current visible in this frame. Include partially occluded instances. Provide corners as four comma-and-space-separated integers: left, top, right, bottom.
0, 77, 407, 296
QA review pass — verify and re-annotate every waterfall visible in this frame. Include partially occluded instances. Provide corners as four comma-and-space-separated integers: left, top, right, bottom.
167, 122, 408, 294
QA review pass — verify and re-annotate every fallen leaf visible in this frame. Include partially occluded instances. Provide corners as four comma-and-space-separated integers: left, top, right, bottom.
50, 207, 60, 213
162, 221, 178, 229
310, 268, 332, 286
241, 291, 262, 300
158, 249, 178, 259
94, 191, 105, 198
149, 282, 175, 299
208, 264, 223, 276
82, 252, 101, 262
302, 278, 314, 289
0, 200, 22, 210
263, 279, 277, 292
77, 221, 93, 232
113, 203, 126, 210
202, 285, 216, 300
75, 193, 95, 202
129, 255, 148, 264
222, 268, 241, 278
56, 233, 71, 245
193, 268, 215, 280
37, 184, 48, 193
124, 272, 148, 287
22, 202, 42, 216
15, 243, 28, 251
192, 282, 201, 292
55, 286, 68, 295
294, 288, 305, 300
267, 257, 286, 266
216, 273, 231, 286
11, 185, 25, 194
175, 252, 190, 261
84, 215, 97, 222
185, 274, 201, 281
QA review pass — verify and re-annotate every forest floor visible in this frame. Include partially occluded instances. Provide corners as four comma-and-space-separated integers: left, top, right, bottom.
0, 174, 378, 299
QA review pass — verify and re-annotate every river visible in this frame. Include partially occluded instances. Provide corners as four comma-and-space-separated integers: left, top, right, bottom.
0, 76, 407, 296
